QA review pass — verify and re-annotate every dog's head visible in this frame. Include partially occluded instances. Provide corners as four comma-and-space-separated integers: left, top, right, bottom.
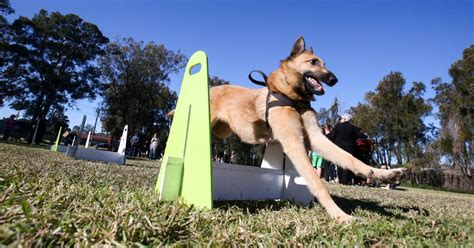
268, 36, 338, 101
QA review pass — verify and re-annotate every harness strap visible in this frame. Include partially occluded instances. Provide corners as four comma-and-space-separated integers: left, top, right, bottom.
248, 70, 268, 86
248, 70, 310, 129
265, 92, 297, 128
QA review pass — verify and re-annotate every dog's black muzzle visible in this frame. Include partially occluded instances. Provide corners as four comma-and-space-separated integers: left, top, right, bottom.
303, 70, 338, 96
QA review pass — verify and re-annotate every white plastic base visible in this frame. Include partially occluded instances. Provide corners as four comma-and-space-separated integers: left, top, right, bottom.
212, 162, 283, 201
212, 142, 313, 205
54, 145, 126, 165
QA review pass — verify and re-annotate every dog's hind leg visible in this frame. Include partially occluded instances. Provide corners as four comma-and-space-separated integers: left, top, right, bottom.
210, 99, 233, 139
268, 107, 354, 223
211, 119, 232, 139
299, 109, 406, 183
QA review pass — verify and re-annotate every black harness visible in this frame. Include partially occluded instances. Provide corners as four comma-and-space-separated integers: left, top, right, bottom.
248, 70, 310, 129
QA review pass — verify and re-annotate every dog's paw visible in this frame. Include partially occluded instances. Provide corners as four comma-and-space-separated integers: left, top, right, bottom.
336, 214, 356, 224
378, 168, 407, 183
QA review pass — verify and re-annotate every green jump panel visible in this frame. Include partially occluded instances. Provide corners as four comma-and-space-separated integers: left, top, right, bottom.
155, 51, 213, 209
51, 126, 62, 152
159, 157, 184, 201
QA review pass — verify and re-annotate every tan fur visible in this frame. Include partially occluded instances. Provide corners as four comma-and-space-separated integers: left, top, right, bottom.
209, 37, 406, 222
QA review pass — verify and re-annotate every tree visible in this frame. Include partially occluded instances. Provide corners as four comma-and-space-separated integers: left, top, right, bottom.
209, 76, 230, 87
431, 45, 473, 174
317, 97, 340, 127
351, 72, 432, 167
1, 10, 109, 126
0, 1, 13, 15
0, 1, 14, 107
99, 38, 186, 154
83, 124, 93, 133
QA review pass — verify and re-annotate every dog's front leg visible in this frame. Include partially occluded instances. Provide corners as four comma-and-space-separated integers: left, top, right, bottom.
268, 106, 354, 223
299, 109, 406, 183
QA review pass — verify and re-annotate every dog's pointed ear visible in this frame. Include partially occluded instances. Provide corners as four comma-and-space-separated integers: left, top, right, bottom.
290, 36, 306, 58
308, 46, 313, 54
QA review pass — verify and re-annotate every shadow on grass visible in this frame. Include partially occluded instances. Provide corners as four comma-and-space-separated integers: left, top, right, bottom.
332, 195, 430, 219
214, 200, 311, 214
125, 163, 160, 170
0, 139, 49, 149
393, 187, 407, 191
214, 195, 429, 219
125, 156, 161, 169
126, 156, 150, 161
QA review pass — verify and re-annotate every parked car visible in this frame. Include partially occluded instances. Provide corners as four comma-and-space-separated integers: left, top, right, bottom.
95, 142, 112, 151
9, 119, 31, 141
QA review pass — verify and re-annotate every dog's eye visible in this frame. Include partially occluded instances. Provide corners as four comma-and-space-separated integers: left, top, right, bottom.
310, 59, 319, 65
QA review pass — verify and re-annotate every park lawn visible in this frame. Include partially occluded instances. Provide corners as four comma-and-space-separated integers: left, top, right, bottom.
0, 143, 473, 246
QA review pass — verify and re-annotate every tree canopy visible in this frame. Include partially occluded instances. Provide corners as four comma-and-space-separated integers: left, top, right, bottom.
99, 38, 186, 154
431, 45, 473, 172
0, 3, 14, 107
316, 97, 340, 127
351, 72, 432, 167
1, 9, 109, 122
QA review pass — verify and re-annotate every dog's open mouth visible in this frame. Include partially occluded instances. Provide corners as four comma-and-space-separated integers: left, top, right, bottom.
304, 73, 325, 96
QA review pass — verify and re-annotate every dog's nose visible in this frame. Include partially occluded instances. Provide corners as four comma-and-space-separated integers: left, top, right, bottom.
327, 72, 338, 86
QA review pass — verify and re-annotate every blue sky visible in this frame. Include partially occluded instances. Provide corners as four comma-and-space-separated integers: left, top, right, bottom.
2, 0, 473, 131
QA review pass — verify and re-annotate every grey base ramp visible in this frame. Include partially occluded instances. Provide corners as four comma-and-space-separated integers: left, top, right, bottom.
53, 145, 125, 165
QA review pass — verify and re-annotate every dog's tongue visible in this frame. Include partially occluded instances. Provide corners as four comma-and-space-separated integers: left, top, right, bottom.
307, 76, 324, 94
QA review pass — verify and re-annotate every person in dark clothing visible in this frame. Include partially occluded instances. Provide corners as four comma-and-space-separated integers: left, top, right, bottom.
63, 129, 76, 146
321, 124, 336, 182
353, 129, 372, 185
328, 114, 367, 185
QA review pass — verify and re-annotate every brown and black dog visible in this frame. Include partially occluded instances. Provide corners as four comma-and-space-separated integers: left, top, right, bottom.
210, 36, 406, 222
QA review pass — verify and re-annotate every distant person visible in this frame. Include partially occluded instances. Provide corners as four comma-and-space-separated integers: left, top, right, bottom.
354, 128, 372, 164
149, 133, 159, 160
63, 129, 76, 146
354, 129, 373, 185
217, 151, 224, 163
142, 140, 150, 158
322, 124, 337, 182
223, 150, 230, 163
328, 114, 366, 185
230, 150, 236, 164
130, 132, 140, 157
309, 150, 323, 178
2, 115, 16, 140
309, 125, 326, 178
323, 124, 332, 135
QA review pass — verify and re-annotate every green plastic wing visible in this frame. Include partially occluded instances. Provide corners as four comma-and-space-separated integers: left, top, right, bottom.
51, 126, 62, 152
155, 51, 213, 209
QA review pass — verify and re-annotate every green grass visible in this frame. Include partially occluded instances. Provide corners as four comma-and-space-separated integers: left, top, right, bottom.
0, 143, 473, 246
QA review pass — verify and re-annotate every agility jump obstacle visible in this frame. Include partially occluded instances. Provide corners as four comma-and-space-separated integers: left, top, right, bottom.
51, 124, 128, 165
155, 51, 313, 209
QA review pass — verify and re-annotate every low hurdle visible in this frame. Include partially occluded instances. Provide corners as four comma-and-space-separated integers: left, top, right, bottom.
50, 124, 128, 165
155, 51, 313, 209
